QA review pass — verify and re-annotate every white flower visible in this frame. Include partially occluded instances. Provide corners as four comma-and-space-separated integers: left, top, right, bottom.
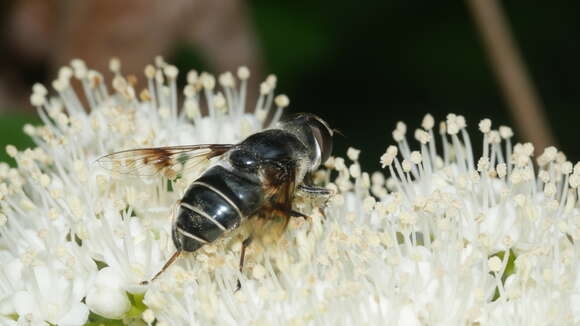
0, 57, 286, 325
1, 58, 580, 326
86, 267, 131, 319
11, 259, 89, 325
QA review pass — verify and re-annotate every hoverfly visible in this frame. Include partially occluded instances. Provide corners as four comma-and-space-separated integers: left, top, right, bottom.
98, 113, 334, 288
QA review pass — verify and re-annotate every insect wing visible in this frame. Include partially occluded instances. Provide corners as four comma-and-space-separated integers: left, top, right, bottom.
97, 144, 234, 177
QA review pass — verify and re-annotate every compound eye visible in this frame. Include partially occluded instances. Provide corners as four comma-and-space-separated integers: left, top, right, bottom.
309, 116, 333, 166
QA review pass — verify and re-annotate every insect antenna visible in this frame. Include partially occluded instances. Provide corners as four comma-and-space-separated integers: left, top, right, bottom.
140, 250, 182, 285
332, 128, 345, 138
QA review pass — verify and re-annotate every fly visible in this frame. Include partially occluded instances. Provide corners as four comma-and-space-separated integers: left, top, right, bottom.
97, 113, 334, 289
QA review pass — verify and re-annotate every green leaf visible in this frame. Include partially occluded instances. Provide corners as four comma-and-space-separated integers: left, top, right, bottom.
0, 113, 39, 166
85, 312, 125, 326
127, 293, 148, 318
490, 249, 517, 302
83, 293, 148, 325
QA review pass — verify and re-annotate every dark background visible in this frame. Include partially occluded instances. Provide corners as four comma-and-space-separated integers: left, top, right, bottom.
1, 1, 579, 172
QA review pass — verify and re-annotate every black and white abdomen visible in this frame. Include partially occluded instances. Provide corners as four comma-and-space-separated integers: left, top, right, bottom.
173, 165, 264, 252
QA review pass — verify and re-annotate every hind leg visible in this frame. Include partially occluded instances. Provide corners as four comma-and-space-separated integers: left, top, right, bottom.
235, 236, 253, 292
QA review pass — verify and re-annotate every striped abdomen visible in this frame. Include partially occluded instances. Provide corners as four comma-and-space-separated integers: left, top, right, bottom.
172, 165, 264, 252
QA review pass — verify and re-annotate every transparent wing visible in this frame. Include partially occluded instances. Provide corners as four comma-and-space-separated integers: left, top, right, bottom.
97, 144, 234, 177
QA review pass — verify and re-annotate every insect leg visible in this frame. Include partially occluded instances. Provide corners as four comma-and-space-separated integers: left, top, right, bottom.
297, 184, 334, 197
296, 185, 333, 219
235, 236, 253, 292
140, 199, 183, 285
290, 210, 310, 219
265, 205, 310, 220
140, 250, 182, 285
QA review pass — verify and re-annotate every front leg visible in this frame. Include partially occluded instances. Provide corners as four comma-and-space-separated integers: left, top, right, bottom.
295, 184, 333, 220
297, 184, 334, 197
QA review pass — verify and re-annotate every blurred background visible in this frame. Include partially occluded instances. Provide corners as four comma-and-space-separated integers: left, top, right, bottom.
1, 0, 579, 172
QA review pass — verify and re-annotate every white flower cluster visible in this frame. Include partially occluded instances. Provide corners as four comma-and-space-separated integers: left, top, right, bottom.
0, 58, 288, 325
1, 58, 579, 326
